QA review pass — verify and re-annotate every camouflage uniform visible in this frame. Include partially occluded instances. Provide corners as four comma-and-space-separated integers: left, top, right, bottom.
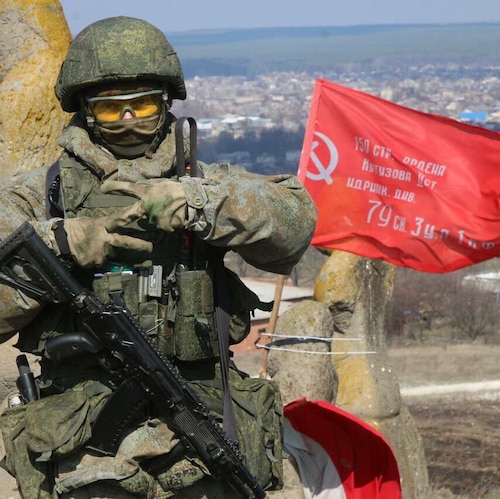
0, 16, 317, 498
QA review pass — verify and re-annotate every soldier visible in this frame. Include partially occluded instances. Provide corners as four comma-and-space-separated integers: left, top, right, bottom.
0, 16, 317, 498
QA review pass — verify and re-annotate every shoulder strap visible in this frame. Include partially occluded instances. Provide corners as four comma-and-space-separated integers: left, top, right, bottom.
45, 159, 64, 219
176, 117, 238, 441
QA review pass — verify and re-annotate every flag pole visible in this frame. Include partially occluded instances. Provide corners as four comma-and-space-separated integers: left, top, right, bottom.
259, 274, 286, 378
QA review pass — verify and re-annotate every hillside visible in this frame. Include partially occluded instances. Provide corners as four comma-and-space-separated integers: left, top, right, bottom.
167, 23, 500, 77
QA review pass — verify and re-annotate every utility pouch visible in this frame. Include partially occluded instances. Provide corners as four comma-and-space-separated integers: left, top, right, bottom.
230, 376, 284, 490
189, 368, 284, 491
172, 266, 218, 361
0, 382, 109, 499
0, 403, 55, 498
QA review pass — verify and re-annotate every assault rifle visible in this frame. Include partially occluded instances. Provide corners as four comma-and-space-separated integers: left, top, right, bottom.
0, 221, 265, 499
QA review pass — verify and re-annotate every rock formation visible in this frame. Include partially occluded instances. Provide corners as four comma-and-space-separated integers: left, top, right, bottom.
314, 251, 430, 497
0, 1, 71, 494
268, 300, 338, 405
0, 0, 71, 183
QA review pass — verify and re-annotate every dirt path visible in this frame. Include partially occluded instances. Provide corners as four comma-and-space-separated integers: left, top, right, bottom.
401, 380, 500, 398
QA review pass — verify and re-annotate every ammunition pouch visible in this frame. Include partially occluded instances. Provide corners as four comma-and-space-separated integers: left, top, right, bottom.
169, 266, 218, 361
92, 270, 170, 351
92, 265, 272, 363
168, 266, 273, 362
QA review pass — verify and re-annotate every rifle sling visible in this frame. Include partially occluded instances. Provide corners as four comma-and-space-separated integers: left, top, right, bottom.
211, 246, 238, 442
175, 117, 237, 442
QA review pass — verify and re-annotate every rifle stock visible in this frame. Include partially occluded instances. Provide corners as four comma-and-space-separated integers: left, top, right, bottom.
0, 221, 265, 499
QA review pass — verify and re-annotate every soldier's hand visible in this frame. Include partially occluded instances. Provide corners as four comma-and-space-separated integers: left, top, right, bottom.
57, 214, 153, 268
101, 179, 187, 233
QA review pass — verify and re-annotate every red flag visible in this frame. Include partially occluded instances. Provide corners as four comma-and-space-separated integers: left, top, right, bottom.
284, 398, 402, 498
298, 78, 500, 272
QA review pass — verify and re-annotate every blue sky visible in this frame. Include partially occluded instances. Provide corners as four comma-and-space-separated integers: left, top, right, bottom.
59, 0, 500, 35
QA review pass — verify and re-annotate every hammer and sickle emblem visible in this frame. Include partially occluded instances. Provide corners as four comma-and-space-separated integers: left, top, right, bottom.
306, 131, 338, 185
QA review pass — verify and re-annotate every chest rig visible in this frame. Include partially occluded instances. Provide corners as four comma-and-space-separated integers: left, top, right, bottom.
45, 149, 270, 369
49, 152, 223, 362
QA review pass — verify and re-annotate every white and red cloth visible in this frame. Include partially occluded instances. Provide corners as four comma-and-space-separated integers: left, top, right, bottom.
284, 398, 402, 498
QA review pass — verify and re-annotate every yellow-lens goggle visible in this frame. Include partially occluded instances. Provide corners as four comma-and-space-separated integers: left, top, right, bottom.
87, 90, 163, 122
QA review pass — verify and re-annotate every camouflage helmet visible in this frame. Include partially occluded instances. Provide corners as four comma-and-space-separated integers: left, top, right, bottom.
55, 16, 186, 112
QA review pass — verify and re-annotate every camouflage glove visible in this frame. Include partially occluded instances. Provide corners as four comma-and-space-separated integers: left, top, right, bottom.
101, 179, 187, 233
54, 215, 153, 268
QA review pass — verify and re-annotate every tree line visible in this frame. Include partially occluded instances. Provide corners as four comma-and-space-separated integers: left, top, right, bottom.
388, 264, 500, 345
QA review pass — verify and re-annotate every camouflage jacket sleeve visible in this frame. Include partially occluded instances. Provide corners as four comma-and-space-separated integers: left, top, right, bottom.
180, 163, 318, 275
0, 167, 56, 336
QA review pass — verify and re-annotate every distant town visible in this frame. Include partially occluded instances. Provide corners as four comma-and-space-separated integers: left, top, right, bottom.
174, 63, 500, 172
